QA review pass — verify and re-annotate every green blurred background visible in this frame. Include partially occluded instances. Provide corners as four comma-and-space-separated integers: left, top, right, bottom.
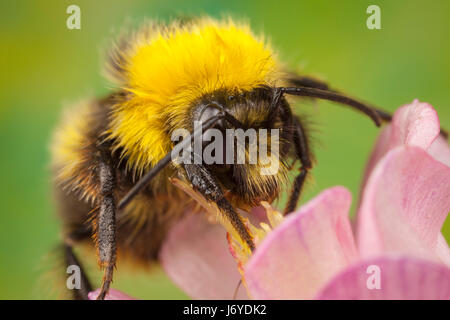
1, 0, 449, 299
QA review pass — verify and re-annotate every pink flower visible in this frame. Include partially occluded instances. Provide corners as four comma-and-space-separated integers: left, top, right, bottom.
90, 100, 450, 300
160, 100, 450, 300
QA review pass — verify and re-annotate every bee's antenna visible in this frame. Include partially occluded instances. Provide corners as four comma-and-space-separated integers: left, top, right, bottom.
280, 86, 382, 126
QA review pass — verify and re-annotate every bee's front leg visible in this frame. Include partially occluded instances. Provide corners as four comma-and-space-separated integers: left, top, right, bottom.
95, 148, 117, 300
184, 163, 255, 252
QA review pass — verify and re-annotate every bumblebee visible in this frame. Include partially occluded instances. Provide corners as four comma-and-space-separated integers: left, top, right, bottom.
52, 16, 394, 300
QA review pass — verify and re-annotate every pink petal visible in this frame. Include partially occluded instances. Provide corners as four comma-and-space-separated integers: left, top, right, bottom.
361, 100, 442, 189
315, 256, 450, 300
429, 135, 450, 167
389, 100, 441, 149
357, 147, 450, 264
159, 211, 248, 299
436, 234, 450, 266
245, 187, 358, 299
88, 289, 136, 300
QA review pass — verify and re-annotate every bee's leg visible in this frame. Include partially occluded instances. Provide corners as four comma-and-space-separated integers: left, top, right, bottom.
63, 243, 93, 300
95, 149, 117, 300
284, 117, 313, 215
184, 163, 255, 251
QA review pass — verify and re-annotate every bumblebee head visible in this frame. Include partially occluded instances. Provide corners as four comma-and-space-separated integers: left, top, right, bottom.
186, 86, 294, 207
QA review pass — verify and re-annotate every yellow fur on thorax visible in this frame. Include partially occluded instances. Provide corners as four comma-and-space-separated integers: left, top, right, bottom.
107, 17, 281, 174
